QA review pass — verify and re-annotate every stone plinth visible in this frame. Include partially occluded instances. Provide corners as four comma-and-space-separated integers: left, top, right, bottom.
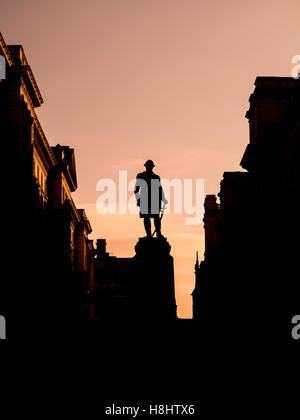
130, 237, 177, 321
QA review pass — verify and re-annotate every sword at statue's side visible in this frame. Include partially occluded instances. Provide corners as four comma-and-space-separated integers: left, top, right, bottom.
152, 202, 167, 237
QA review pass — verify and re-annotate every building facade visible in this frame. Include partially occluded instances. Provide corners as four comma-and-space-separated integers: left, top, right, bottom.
0, 33, 94, 337
193, 77, 300, 341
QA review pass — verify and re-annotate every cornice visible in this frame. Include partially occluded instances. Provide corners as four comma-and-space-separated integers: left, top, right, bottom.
65, 165, 77, 192
13, 65, 43, 107
78, 209, 92, 234
69, 197, 81, 224
0, 33, 14, 66
33, 116, 57, 167
20, 81, 56, 167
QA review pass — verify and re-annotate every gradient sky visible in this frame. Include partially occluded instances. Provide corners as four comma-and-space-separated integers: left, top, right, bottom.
1, 0, 299, 317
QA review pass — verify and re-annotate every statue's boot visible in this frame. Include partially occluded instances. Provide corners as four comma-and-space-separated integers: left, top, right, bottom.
156, 230, 165, 239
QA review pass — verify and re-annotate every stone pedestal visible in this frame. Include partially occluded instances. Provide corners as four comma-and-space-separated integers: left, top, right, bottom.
130, 236, 177, 321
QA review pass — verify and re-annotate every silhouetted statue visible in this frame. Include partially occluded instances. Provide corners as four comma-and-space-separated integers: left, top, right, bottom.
134, 160, 168, 238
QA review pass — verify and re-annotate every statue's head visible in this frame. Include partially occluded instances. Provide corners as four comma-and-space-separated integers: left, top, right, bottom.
144, 159, 155, 170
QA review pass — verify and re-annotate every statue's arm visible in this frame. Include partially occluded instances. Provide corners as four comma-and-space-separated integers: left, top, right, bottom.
134, 176, 141, 205
159, 179, 168, 205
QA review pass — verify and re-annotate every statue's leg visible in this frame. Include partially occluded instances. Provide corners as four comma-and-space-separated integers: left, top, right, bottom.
143, 217, 151, 237
154, 215, 162, 237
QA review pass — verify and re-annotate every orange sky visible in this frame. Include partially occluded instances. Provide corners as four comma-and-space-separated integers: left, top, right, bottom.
1, 0, 299, 317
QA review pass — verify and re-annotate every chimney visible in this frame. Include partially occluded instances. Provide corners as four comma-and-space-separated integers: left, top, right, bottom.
204, 195, 218, 211
97, 239, 108, 258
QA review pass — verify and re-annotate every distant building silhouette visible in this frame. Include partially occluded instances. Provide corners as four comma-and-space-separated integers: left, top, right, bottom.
192, 77, 300, 341
88, 239, 133, 321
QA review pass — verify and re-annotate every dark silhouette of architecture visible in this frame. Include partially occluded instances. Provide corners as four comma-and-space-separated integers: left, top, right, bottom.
3, 32, 295, 407
88, 239, 133, 321
0, 33, 94, 338
0, 33, 177, 339
134, 159, 168, 238
192, 76, 300, 343
88, 237, 177, 322
3, 30, 297, 359
192, 195, 222, 322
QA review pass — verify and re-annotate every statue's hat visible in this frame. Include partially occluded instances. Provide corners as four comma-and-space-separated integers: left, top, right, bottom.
144, 159, 155, 168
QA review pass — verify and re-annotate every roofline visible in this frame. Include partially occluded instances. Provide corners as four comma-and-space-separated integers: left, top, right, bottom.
0, 37, 44, 106
254, 76, 300, 89
0, 33, 14, 66
8, 43, 44, 106
78, 209, 92, 234
13, 64, 44, 106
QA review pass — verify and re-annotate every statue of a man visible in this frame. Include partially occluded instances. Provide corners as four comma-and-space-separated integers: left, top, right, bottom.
134, 160, 168, 238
